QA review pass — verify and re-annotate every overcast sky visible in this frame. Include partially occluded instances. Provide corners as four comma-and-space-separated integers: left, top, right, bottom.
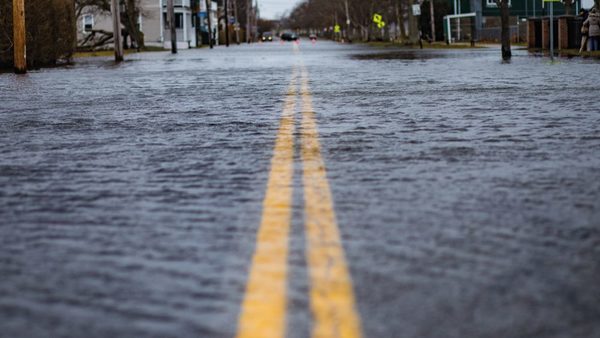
258, 0, 303, 20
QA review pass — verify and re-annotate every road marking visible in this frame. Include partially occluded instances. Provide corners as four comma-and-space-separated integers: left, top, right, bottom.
300, 67, 363, 338
236, 67, 298, 338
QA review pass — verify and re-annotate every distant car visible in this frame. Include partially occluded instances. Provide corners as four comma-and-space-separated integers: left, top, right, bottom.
309, 34, 317, 41
261, 32, 273, 42
280, 32, 298, 41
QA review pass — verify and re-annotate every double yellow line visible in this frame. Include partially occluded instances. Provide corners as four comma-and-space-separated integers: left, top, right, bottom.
236, 66, 363, 338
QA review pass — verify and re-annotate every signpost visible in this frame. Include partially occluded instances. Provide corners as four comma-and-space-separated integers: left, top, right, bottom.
373, 13, 385, 40
413, 4, 422, 49
412, 4, 421, 16
544, 0, 561, 61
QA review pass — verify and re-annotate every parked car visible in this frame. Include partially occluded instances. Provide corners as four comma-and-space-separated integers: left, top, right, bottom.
261, 32, 273, 42
280, 32, 298, 41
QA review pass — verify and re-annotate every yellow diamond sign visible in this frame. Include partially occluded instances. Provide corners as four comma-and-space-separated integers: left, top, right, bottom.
373, 13, 385, 29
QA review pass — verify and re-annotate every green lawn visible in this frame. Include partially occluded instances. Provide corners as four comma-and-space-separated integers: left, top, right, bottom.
74, 46, 167, 58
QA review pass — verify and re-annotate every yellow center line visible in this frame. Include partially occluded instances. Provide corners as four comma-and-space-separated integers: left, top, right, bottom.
236, 67, 298, 338
300, 66, 363, 338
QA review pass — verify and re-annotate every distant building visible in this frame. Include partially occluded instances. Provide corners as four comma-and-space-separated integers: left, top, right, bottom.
77, 0, 219, 50
445, 0, 584, 42
78, 0, 161, 48
160, 0, 196, 49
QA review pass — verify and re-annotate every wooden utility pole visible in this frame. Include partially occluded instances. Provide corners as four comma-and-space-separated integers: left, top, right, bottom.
224, 0, 230, 46
13, 0, 26, 74
499, 0, 511, 59
111, 0, 124, 61
206, 0, 213, 48
167, 0, 177, 53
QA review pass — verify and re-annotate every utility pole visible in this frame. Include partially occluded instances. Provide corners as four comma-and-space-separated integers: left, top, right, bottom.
344, 0, 351, 42
111, 0, 124, 62
429, 0, 435, 41
408, 0, 419, 44
334, 12, 338, 41
233, 0, 240, 44
246, 0, 251, 43
12, 0, 26, 73
549, 0, 554, 61
224, 0, 230, 46
167, 0, 177, 53
253, 0, 258, 42
206, 0, 213, 48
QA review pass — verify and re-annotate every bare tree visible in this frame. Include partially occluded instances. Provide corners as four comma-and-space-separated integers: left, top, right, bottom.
75, 0, 143, 49
285, 0, 420, 43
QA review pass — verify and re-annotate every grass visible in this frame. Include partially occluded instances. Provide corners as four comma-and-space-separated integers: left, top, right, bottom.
365, 40, 600, 57
364, 40, 487, 49
73, 46, 167, 58
528, 48, 600, 58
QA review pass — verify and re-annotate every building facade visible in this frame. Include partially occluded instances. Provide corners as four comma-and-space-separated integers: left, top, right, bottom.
77, 0, 218, 50
445, 0, 587, 42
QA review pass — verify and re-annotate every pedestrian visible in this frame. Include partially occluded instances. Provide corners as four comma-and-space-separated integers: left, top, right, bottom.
583, 8, 600, 52
579, 9, 589, 53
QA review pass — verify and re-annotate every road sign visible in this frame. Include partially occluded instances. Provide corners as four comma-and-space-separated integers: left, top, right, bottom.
373, 13, 385, 29
334, 24, 341, 33
412, 4, 421, 16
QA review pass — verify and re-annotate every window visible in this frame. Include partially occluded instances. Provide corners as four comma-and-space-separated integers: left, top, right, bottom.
83, 14, 94, 32
486, 0, 511, 7
176, 13, 183, 29
163, 13, 184, 29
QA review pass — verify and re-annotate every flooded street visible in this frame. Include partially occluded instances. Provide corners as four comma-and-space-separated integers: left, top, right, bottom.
1, 41, 600, 338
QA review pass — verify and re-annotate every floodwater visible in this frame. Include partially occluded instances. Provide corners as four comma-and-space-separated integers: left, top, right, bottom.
1, 41, 599, 338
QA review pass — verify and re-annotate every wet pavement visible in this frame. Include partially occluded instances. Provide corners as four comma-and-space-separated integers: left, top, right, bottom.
1, 41, 600, 338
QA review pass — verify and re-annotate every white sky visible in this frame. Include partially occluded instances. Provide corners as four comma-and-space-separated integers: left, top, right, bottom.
582, 0, 594, 9
258, 0, 303, 20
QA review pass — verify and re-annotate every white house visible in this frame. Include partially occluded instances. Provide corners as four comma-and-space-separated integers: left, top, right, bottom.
160, 0, 219, 48
161, 0, 196, 48
77, 0, 218, 50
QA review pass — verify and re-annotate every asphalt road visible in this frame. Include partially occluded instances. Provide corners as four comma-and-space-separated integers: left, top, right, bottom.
1, 40, 600, 338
